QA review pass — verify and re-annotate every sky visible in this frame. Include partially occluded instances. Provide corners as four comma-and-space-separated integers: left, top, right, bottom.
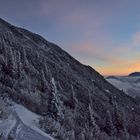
0, 0, 140, 76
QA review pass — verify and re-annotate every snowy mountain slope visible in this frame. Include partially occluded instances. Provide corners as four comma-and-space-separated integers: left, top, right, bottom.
106, 75, 140, 97
0, 99, 54, 140
0, 18, 140, 139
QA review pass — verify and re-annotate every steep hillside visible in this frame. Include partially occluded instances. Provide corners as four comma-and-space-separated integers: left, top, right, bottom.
0, 18, 140, 140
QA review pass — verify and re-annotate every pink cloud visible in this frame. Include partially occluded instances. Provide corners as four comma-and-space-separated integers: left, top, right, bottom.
66, 39, 123, 65
64, 30, 140, 76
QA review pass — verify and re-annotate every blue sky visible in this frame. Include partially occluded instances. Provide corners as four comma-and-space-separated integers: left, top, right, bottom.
1, 0, 140, 75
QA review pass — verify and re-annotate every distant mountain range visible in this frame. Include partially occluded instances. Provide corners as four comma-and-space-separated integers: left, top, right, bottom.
106, 72, 140, 98
128, 72, 140, 77
0, 18, 140, 140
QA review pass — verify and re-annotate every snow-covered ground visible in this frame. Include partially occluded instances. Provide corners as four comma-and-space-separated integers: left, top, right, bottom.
0, 100, 54, 140
106, 76, 140, 97
13, 104, 54, 140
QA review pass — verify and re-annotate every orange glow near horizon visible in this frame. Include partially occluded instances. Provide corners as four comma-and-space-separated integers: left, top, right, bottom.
95, 64, 140, 76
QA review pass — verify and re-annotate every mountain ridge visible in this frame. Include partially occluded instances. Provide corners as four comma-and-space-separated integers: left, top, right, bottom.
128, 72, 140, 77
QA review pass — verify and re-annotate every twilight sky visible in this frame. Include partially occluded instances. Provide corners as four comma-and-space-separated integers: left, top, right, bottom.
1, 0, 140, 76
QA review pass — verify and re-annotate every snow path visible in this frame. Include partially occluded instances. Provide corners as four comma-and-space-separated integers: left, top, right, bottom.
12, 104, 54, 140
